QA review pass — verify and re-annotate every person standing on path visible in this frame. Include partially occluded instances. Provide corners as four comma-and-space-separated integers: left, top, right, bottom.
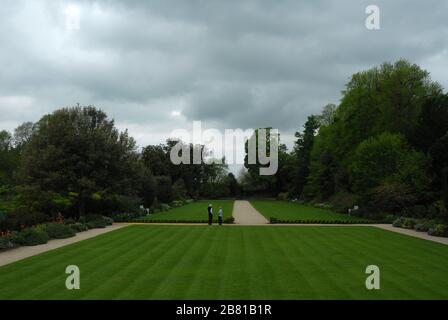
208, 204, 213, 225
218, 207, 223, 226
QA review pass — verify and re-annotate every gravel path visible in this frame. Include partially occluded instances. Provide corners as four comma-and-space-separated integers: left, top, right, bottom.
0, 224, 128, 267
232, 200, 269, 225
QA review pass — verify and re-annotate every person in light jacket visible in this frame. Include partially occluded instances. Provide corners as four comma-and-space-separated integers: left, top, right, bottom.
218, 207, 223, 226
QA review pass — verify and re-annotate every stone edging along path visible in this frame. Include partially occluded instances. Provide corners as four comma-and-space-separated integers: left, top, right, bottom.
0, 224, 128, 267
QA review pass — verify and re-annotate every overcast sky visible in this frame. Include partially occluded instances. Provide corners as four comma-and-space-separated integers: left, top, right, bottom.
1, 0, 447, 154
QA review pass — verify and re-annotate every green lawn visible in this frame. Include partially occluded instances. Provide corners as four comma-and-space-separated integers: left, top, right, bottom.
137, 200, 234, 222
1, 225, 448, 299
251, 200, 367, 222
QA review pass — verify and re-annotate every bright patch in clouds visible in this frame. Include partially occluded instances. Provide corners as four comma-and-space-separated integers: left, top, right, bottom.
64, 3, 81, 30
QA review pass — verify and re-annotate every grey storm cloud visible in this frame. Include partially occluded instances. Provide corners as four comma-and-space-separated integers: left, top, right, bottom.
0, 0, 447, 148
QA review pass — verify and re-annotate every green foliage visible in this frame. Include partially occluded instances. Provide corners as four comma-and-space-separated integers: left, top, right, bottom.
392, 217, 404, 227
42, 223, 75, 239
15, 227, 49, 246
172, 178, 188, 200
0, 235, 14, 250
160, 203, 171, 211
299, 60, 444, 215
401, 218, 417, 229
142, 140, 232, 199
0, 130, 20, 185
293, 116, 320, 198
69, 223, 88, 232
155, 176, 173, 204
330, 191, 357, 213
103, 216, 114, 225
243, 128, 279, 194
428, 224, 447, 237
139, 167, 156, 208
170, 200, 184, 208
277, 192, 289, 201
370, 183, 416, 215
86, 219, 107, 229
351, 133, 426, 193
21, 105, 142, 217
414, 222, 434, 232
1, 206, 49, 231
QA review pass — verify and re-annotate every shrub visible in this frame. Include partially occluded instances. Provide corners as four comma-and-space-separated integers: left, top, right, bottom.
392, 217, 404, 227
223, 217, 235, 224
84, 214, 104, 222
111, 212, 139, 222
314, 203, 333, 210
103, 216, 114, 226
428, 224, 447, 237
3, 207, 49, 231
402, 218, 417, 229
414, 223, 431, 232
63, 218, 76, 225
270, 217, 278, 224
15, 227, 49, 246
370, 183, 417, 215
87, 219, 107, 229
69, 223, 88, 232
170, 200, 184, 208
155, 176, 173, 203
160, 203, 171, 211
384, 214, 396, 223
0, 235, 13, 250
330, 191, 357, 213
42, 223, 75, 239
403, 205, 428, 218
172, 178, 188, 201
277, 192, 289, 201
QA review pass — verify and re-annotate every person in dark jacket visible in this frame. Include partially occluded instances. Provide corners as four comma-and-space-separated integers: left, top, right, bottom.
208, 204, 213, 225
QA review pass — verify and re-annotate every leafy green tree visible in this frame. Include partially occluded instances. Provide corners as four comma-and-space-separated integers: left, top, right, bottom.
142, 144, 171, 176
292, 116, 320, 198
430, 133, 448, 209
139, 166, 157, 208
155, 176, 173, 204
0, 130, 19, 185
13, 122, 36, 149
21, 106, 141, 217
350, 132, 430, 200
224, 172, 239, 197
410, 94, 448, 153
172, 178, 188, 200
244, 128, 279, 194
275, 144, 294, 194
319, 104, 337, 126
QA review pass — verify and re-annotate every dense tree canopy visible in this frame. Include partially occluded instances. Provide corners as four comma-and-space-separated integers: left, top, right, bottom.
20, 106, 144, 217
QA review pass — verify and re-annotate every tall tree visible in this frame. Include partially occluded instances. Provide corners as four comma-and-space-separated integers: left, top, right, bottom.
293, 115, 320, 198
21, 106, 141, 217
